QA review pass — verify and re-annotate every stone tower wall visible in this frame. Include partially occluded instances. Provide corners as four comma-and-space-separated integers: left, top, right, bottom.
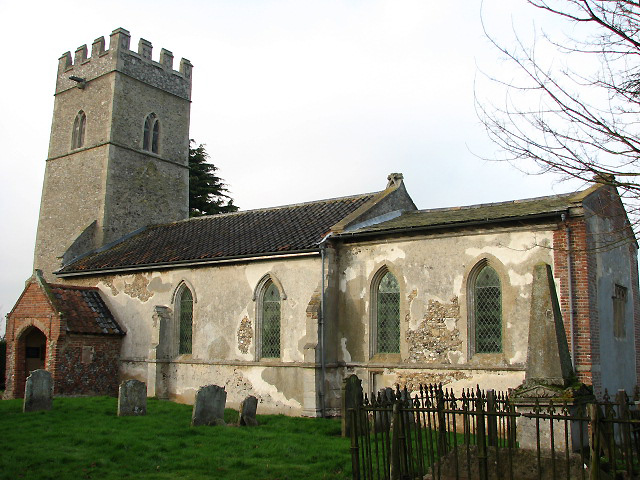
34, 28, 192, 279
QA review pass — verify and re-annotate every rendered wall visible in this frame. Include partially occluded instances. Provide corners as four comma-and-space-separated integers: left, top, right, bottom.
584, 189, 639, 397
77, 255, 324, 415
330, 225, 560, 409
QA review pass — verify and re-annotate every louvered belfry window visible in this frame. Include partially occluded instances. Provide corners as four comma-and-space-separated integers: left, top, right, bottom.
376, 271, 400, 354
178, 287, 193, 355
475, 265, 502, 353
261, 282, 281, 358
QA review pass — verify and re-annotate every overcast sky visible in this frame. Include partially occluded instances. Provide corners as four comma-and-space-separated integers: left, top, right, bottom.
0, 0, 580, 335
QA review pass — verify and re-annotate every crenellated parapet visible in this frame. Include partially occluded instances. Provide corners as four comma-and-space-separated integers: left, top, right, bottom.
56, 28, 192, 100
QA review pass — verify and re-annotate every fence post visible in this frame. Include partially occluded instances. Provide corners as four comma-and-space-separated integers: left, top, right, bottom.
487, 389, 498, 447
349, 408, 361, 480
617, 390, 632, 476
437, 386, 447, 455
475, 387, 488, 480
589, 403, 601, 480
390, 402, 401, 480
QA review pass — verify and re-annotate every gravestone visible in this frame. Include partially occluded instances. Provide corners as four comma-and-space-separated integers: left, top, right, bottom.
191, 385, 227, 426
511, 262, 593, 451
23, 369, 53, 412
238, 395, 259, 427
374, 387, 396, 433
117, 379, 147, 416
341, 374, 363, 437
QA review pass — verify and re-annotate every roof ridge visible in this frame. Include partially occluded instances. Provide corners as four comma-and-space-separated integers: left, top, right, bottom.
178, 190, 381, 223
409, 190, 583, 215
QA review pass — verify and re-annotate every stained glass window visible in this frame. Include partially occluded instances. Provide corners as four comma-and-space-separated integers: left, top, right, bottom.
261, 282, 281, 358
376, 271, 400, 354
474, 265, 502, 353
178, 287, 193, 355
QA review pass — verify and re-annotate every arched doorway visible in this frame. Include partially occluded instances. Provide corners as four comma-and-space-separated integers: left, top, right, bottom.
23, 327, 46, 377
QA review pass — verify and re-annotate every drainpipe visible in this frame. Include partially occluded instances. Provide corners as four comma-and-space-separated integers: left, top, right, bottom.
562, 213, 577, 368
318, 234, 331, 418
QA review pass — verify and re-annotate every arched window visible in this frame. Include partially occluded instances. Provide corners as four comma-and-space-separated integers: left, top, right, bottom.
372, 269, 400, 354
176, 285, 193, 355
471, 264, 502, 354
258, 280, 281, 359
72, 111, 86, 149
143, 113, 160, 153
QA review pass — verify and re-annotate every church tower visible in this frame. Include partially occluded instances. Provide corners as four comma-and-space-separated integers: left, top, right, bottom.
34, 28, 192, 279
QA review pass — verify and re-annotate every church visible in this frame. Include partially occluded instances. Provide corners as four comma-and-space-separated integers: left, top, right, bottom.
4, 28, 639, 416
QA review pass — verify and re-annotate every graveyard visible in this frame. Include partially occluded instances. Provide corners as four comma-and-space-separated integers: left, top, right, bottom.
0, 394, 351, 480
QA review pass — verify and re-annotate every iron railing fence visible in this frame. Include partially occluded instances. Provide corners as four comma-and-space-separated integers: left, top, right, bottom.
349, 384, 640, 480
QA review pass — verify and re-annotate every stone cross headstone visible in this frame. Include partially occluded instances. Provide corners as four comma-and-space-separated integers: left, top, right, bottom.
117, 379, 147, 416
341, 374, 363, 437
238, 395, 259, 427
23, 369, 53, 412
191, 384, 227, 426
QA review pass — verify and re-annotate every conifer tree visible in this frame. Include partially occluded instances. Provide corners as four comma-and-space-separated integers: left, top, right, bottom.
188, 141, 238, 217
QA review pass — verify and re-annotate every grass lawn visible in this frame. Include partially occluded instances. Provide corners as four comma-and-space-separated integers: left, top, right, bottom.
0, 396, 352, 480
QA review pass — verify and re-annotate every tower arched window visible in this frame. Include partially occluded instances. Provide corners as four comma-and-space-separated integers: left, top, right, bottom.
372, 269, 400, 355
258, 279, 281, 359
72, 111, 86, 149
470, 263, 502, 354
143, 113, 160, 153
176, 284, 193, 355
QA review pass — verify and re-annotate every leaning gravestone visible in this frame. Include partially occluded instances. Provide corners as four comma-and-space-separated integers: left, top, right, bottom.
117, 379, 147, 416
23, 369, 53, 412
341, 374, 363, 437
238, 395, 259, 427
191, 385, 227, 426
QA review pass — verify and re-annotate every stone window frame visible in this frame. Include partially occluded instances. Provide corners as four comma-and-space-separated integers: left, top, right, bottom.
369, 265, 402, 359
172, 280, 197, 357
613, 283, 628, 339
72, 110, 86, 149
143, 113, 160, 154
466, 258, 504, 358
254, 273, 286, 361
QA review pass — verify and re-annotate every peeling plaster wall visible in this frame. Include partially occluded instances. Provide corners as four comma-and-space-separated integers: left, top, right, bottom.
85, 256, 322, 415
334, 227, 556, 400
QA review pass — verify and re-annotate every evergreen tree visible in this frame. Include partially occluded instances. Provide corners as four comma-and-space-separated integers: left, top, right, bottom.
189, 140, 238, 217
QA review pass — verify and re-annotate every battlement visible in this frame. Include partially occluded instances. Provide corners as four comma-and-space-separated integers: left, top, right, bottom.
56, 28, 192, 100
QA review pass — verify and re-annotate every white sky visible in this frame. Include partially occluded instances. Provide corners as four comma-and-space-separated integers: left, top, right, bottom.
0, 0, 581, 335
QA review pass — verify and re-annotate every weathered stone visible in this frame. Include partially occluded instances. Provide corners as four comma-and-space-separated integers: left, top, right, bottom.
238, 395, 259, 426
396, 371, 470, 392
524, 262, 574, 387
374, 387, 396, 433
236, 316, 252, 354
23, 369, 53, 412
341, 374, 363, 437
117, 379, 147, 416
406, 297, 462, 364
191, 385, 226, 426
512, 263, 593, 452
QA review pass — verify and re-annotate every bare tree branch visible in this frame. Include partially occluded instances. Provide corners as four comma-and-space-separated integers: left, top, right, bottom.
477, 0, 640, 236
